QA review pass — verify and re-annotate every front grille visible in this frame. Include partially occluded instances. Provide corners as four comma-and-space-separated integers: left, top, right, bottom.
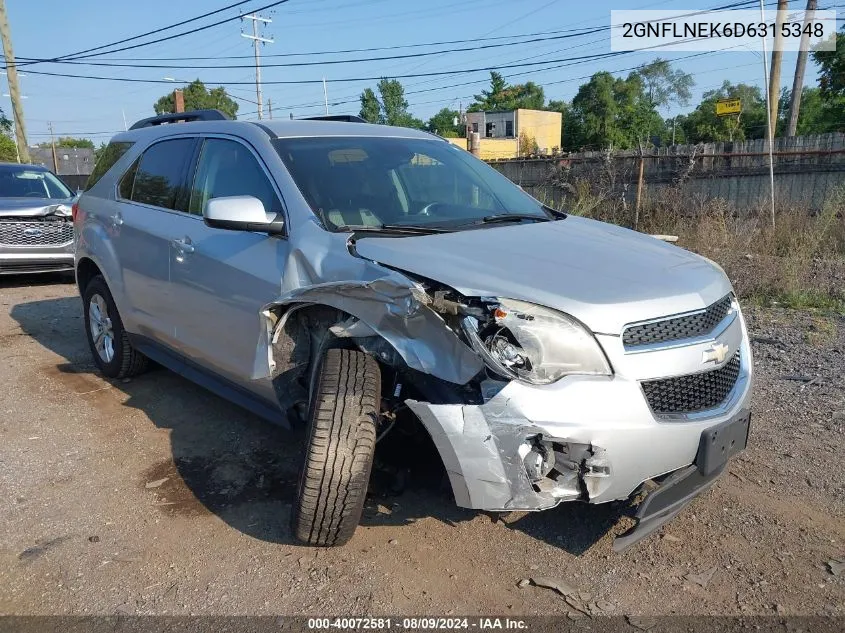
0, 220, 74, 246
642, 352, 741, 415
623, 294, 733, 348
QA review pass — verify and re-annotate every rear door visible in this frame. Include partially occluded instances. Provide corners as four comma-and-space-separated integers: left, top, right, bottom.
114, 137, 199, 345
167, 136, 288, 391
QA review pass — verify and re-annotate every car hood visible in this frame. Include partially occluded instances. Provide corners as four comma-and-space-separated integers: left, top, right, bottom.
353, 216, 733, 334
0, 197, 74, 218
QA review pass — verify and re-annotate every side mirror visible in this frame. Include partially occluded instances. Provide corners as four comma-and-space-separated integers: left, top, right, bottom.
203, 195, 284, 234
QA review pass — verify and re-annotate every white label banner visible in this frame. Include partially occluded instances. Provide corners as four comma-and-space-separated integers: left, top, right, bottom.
610, 9, 838, 52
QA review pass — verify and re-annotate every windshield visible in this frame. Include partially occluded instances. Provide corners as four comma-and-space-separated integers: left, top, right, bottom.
0, 166, 73, 199
273, 136, 548, 231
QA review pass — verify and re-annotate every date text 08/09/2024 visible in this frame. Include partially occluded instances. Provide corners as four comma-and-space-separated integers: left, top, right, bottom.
307, 618, 529, 630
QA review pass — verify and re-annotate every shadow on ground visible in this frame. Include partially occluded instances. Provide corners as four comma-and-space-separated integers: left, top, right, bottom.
11, 295, 624, 554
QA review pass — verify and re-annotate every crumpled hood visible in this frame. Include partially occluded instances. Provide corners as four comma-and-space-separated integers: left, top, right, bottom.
354, 216, 733, 334
0, 197, 74, 218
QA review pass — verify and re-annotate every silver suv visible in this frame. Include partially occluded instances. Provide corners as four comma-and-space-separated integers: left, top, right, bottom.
75, 110, 752, 550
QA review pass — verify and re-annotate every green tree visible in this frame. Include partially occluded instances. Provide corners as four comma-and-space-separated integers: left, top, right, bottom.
359, 88, 381, 124
153, 80, 238, 119
0, 133, 17, 162
780, 86, 845, 135
38, 136, 95, 150
0, 106, 11, 135
426, 108, 460, 137
812, 27, 845, 98
679, 81, 766, 142
356, 79, 424, 128
634, 58, 694, 110
470, 71, 508, 111
563, 71, 668, 150
546, 99, 583, 151
469, 72, 545, 111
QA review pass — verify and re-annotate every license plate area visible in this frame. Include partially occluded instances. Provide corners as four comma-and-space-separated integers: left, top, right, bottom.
696, 410, 750, 476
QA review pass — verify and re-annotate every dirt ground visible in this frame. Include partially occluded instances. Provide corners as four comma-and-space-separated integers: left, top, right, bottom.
1, 274, 843, 617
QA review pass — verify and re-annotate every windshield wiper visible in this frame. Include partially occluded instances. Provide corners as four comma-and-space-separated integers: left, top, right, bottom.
334, 223, 451, 235
479, 213, 551, 225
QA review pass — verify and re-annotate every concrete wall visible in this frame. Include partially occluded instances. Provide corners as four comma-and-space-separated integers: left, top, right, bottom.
515, 109, 561, 155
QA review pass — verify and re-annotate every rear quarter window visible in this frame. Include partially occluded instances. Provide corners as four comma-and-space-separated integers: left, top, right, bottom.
85, 141, 134, 191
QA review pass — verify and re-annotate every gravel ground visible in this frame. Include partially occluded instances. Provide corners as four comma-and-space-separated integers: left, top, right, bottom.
0, 275, 843, 617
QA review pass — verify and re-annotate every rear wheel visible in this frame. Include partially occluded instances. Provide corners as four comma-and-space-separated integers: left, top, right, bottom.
291, 348, 381, 546
82, 275, 148, 379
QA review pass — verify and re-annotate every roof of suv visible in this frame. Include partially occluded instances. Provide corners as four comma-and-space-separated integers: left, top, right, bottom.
110, 118, 440, 144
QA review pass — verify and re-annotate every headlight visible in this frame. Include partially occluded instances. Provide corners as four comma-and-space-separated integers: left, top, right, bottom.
462, 298, 611, 385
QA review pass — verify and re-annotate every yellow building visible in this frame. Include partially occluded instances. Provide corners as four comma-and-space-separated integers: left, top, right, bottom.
450, 108, 562, 160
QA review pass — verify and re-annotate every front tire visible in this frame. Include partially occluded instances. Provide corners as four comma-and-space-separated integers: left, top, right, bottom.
82, 275, 148, 379
291, 348, 381, 546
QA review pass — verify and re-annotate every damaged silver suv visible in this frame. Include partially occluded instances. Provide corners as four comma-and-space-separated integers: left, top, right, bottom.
75, 110, 752, 551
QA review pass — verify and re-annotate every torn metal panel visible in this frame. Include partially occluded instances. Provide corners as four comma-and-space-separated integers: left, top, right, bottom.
406, 399, 603, 511
259, 275, 483, 385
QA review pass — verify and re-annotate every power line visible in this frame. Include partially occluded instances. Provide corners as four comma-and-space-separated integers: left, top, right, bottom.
21, 30, 615, 70
17, 0, 292, 67
14, 27, 600, 62
30, 0, 254, 65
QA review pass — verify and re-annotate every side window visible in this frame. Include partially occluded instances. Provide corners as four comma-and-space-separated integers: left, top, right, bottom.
85, 141, 133, 190
189, 138, 282, 216
130, 138, 195, 211
118, 158, 139, 200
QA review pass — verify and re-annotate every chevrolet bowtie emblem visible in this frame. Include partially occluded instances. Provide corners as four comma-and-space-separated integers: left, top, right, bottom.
702, 342, 730, 364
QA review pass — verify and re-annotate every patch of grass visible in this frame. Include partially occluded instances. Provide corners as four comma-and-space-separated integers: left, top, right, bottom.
545, 179, 845, 314
746, 289, 845, 316
804, 315, 839, 346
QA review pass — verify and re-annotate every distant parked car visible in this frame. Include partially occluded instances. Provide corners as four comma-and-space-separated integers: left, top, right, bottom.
0, 162, 76, 275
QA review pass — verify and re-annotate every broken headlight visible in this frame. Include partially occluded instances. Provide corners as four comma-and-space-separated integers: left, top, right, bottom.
462, 298, 611, 385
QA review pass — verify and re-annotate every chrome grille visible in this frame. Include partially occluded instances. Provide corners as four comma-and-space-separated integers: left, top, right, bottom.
0, 221, 73, 246
623, 294, 733, 348
642, 352, 741, 416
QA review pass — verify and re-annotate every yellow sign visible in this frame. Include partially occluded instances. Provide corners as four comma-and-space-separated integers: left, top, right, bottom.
716, 98, 741, 116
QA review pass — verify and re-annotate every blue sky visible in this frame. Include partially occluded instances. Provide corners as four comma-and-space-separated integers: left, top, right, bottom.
3, 0, 840, 145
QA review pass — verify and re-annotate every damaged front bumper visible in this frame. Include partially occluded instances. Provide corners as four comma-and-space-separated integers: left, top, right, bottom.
406, 339, 752, 549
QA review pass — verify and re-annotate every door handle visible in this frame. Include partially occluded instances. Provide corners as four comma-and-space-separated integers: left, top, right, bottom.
109, 212, 123, 227
171, 237, 195, 261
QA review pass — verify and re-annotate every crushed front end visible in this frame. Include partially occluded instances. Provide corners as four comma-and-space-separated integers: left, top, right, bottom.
404, 291, 753, 550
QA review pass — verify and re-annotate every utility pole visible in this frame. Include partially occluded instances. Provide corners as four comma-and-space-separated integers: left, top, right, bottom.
786, 0, 817, 136
322, 78, 329, 115
267, 98, 272, 120
0, 0, 29, 163
241, 13, 273, 120
48, 122, 58, 173
759, 0, 776, 229
768, 0, 789, 134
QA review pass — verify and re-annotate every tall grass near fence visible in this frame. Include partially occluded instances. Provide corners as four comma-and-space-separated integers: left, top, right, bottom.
539, 184, 845, 313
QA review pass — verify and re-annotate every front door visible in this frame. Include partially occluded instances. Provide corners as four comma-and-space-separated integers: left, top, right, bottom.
168, 136, 288, 392
113, 137, 198, 345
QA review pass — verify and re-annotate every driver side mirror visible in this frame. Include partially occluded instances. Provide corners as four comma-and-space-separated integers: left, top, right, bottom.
203, 195, 284, 234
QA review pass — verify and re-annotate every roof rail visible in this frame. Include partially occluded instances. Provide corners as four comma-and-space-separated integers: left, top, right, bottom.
297, 115, 368, 123
129, 109, 231, 130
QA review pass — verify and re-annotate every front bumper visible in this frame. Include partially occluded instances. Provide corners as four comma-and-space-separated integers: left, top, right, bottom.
0, 237, 75, 274
0, 251, 75, 274
405, 305, 753, 541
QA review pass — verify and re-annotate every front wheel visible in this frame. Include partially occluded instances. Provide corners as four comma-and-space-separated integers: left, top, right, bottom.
82, 275, 148, 379
291, 348, 381, 546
